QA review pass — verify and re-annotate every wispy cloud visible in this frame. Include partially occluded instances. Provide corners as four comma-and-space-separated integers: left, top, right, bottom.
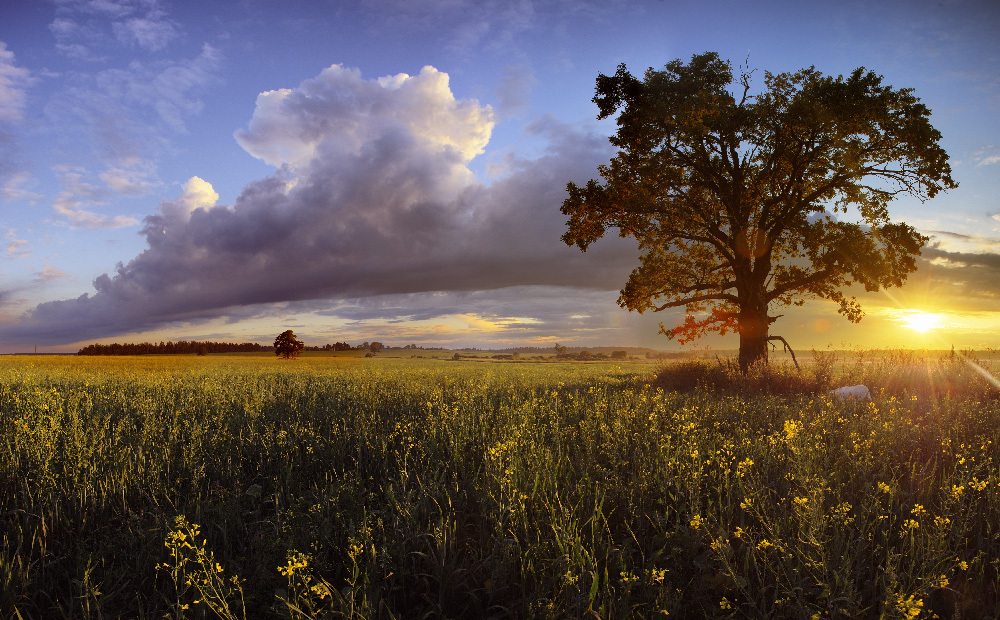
113, 13, 179, 51
0, 41, 32, 123
99, 158, 160, 195
44, 0, 220, 199
4, 228, 30, 258
358, 0, 618, 58
495, 64, 536, 118
51, 165, 138, 229
42, 42, 221, 209
929, 230, 1000, 250
33, 264, 69, 283
0, 41, 35, 201
1, 171, 43, 203
75, 42, 221, 136
973, 146, 1000, 166
51, 0, 181, 57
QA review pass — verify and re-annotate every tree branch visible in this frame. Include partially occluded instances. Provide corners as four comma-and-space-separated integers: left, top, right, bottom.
651, 292, 740, 311
766, 268, 835, 302
767, 335, 800, 370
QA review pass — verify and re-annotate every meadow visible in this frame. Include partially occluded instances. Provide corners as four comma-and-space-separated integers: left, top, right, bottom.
1, 350, 999, 619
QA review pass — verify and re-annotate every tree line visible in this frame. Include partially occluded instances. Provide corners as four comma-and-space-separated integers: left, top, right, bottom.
76, 339, 399, 356
77, 341, 267, 356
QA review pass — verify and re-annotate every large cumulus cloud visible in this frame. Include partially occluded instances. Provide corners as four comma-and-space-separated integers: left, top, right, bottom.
3, 64, 635, 346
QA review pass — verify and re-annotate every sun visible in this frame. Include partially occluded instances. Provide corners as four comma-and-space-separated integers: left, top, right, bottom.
900, 310, 945, 333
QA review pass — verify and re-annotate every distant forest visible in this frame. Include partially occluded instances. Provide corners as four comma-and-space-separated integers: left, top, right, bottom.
77, 341, 267, 355
76, 341, 698, 357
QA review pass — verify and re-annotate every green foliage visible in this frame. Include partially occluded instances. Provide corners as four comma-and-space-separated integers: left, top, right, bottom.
274, 330, 305, 359
1, 353, 998, 618
562, 52, 957, 368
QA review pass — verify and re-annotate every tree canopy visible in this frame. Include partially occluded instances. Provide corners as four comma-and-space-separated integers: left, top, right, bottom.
562, 52, 956, 369
274, 330, 305, 359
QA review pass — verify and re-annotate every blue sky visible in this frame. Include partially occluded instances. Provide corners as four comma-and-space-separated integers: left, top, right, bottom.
1, 0, 998, 353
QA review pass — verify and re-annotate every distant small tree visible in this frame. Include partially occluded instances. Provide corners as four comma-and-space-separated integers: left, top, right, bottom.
370, 342, 383, 354
274, 330, 305, 359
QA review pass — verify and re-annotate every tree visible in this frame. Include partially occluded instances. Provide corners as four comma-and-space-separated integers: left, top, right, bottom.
274, 330, 305, 359
562, 52, 955, 370
369, 341, 383, 354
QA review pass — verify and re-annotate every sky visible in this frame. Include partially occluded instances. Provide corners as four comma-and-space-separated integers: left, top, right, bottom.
1, 0, 999, 354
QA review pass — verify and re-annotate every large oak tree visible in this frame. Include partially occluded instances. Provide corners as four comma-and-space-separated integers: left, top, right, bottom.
562, 52, 956, 370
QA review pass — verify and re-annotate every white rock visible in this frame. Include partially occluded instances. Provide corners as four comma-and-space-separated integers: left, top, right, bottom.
829, 385, 871, 400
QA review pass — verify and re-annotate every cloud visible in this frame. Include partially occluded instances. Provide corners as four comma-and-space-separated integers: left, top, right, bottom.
359, 0, 536, 54
929, 230, 1000, 250
99, 158, 160, 195
44, 2, 219, 178
906, 246, 1000, 311
85, 42, 221, 134
51, 0, 181, 57
158, 175, 219, 222
974, 146, 1000, 166
315, 286, 637, 333
51, 165, 139, 228
42, 42, 220, 206
0, 42, 34, 199
235, 64, 492, 169
495, 64, 536, 117
1, 170, 43, 203
0, 41, 32, 123
3, 64, 633, 346
76, 0, 137, 19
33, 264, 69, 283
113, 14, 179, 51
4, 229, 30, 258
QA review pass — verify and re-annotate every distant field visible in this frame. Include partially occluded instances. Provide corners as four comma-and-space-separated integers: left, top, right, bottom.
2, 351, 998, 618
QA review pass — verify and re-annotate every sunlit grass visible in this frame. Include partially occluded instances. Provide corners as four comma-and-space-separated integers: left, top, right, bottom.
1, 351, 998, 618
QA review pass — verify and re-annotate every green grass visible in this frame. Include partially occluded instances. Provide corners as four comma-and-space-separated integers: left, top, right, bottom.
1, 352, 998, 618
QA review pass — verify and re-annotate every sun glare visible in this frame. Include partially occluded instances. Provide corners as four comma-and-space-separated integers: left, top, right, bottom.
900, 310, 945, 333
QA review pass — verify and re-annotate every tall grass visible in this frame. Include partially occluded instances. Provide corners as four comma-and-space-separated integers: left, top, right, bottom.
1, 352, 998, 618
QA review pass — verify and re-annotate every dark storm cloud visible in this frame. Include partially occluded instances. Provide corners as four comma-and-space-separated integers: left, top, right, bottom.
301, 286, 657, 347
495, 64, 536, 117
1, 64, 635, 346
909, 246, 1000, 310
0, 288, 17, 306
313, 286, 621, 325
928, 230, 1000, 247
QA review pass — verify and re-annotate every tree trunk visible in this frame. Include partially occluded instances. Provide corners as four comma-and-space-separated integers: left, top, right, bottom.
737, 308, 769, 372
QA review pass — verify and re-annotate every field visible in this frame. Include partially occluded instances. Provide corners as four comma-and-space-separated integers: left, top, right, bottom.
2, 351, 999, 619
